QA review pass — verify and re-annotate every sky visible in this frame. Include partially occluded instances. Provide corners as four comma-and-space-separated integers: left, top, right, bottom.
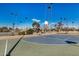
0, 3, 79, 29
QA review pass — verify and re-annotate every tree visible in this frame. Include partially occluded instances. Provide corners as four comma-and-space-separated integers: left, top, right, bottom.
1, 27, 9, 32
26, 29, 34, 34
56, 21, 63, 32
15, 28, 20, 32
0, 28, 2, 32
32, 21, 40, 33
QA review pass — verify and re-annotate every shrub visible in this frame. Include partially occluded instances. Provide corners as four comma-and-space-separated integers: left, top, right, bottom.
26, 29, 34, 35
18, 31, 25, 35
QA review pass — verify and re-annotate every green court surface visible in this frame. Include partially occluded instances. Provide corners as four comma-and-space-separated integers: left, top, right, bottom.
11, 40, 79, 56
1, 35, 79, 56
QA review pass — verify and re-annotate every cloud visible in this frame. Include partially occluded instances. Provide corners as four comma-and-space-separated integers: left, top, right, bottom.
49, 23, 56, 27
32, 19, 40, 22
49, 23, 56, 25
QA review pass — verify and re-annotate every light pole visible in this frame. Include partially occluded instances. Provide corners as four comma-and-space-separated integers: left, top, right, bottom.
63, 17, 69, 33
12, 22, 15, 36
44, 3, 52, 32
4, 12, 17, 56
24, 17, 28, 34
19, 16, 28, 34
48, 3, 52, 20
72, 21, 75, 31
10, 12, 18, 36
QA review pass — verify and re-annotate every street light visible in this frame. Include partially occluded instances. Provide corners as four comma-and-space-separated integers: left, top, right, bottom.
12, 23, 15, 36
47, 3, 52, 20
72, 21, 75, 31
18, 16, 28, 34
24, 17, 28, 34
10, 12, 18, 36
63, 17, 69, 33
48, 3, 52, 31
